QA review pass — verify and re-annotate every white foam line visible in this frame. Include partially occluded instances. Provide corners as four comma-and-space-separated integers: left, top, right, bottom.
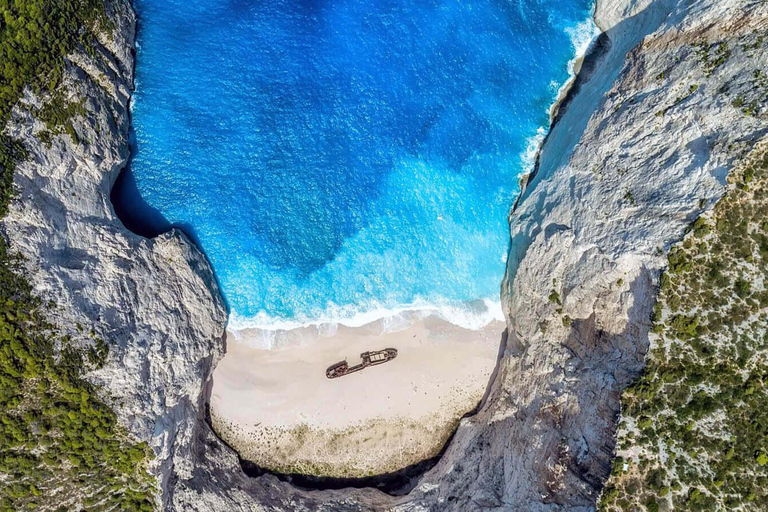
565, 17, 602, 75
227, 298, 505, 335
550, 14, 602, 119
521, 126, 547, 175
229, 7, 601, 342
520, 8, 601, 175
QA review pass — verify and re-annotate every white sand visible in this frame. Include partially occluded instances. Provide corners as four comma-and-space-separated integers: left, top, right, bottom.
209, 314, 504, 477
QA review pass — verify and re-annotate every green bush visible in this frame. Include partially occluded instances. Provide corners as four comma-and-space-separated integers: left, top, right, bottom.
0, 1, 156, 509
601, 141, 768, 511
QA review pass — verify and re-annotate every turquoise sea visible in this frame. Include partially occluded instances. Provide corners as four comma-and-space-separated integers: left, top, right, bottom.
114, 0, 597, 332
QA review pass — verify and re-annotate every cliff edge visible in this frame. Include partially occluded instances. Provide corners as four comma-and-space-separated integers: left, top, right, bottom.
0, 0, 227, 507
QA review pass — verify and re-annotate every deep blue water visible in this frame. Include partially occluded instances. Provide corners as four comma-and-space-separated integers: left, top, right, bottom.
119, 0, 596, 330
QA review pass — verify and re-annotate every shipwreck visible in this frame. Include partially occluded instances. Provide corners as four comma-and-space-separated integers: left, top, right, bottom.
325, 348, 398, 379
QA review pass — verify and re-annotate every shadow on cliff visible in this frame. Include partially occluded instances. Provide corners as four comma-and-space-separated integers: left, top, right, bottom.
201, 365, 492, 496
532, 267, 656, 507
192, 3, 668, 500
110, 128, 197, 240
110, 127, 230, 313
111, 162, 169, 238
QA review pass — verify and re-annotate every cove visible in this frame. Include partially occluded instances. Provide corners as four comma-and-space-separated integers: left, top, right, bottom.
115, 0, 597, 332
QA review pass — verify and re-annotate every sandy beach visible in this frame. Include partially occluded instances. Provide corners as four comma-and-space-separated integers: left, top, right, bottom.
209, 314, 504, 477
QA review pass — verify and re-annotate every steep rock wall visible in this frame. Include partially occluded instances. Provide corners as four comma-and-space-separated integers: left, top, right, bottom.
172, 0, 768, 510
0, 0, 227, 506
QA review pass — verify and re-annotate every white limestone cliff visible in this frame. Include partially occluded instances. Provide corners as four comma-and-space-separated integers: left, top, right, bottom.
0, 0, 227, 506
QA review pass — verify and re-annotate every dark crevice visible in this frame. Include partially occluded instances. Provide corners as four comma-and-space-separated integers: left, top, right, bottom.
239, 453, 438, 496
110, 161, 168, 239
108, 11, 171, 241
115, 0, 662, 502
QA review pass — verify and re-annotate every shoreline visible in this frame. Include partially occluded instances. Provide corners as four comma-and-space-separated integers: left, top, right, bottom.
210, 315, 504, 477
551, 16, 602, 122
227, 299, 504, 350
514, 4, 606, 212
517, 6, 601, 207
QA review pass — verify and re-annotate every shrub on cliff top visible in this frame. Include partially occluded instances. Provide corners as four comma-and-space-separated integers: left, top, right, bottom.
0, 0, 108, 211
600, 141, 768, 512
0, 1, 155, 510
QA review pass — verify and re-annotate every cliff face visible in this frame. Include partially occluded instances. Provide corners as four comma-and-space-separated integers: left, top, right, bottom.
2, 0, 767, 510
0, 0, 227, 505
492, 0, 768, 508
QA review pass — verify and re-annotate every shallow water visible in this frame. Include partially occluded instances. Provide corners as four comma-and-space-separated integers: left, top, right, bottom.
119, 0, 596, 331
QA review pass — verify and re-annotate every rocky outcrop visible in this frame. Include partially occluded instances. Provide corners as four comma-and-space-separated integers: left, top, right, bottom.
3, 0, 767, 510
478, 0, 767, 508
0, 0, 227, 507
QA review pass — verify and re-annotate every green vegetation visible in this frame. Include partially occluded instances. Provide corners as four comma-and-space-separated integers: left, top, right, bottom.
0, 0, 107, 121
729, 48, 768, 119
0, 0, 108, 210
695, 41, 731, 76
623, 189, 636, 207
599, 141, 768, 511
37, 93, 87, 144
0, 251, 155, 511
0, 1, 155, 509
735, 69, 768, 118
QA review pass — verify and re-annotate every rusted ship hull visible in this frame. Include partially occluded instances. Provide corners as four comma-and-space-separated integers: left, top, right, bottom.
325, 348, 398, 379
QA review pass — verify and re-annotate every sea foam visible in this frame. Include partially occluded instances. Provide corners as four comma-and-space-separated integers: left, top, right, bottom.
228, 298, 505, 333
521, 14, 599, 190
